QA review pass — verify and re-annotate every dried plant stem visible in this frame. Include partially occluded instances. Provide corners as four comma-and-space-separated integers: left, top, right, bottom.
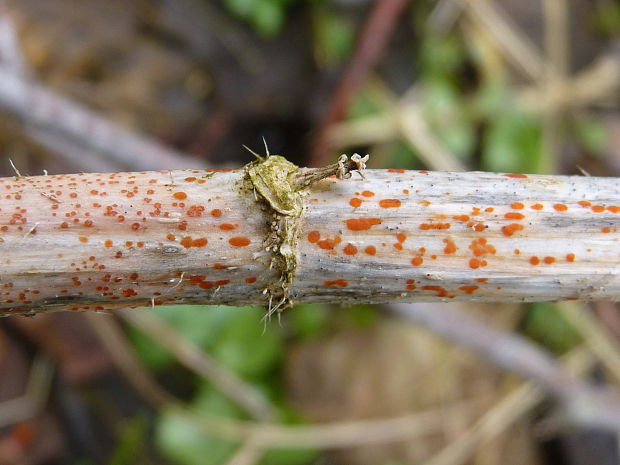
2, 166, 620, 315
0, 64, 205, 171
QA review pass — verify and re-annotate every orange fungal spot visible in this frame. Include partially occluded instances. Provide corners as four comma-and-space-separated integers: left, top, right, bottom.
502, 223, 524, 237
229, 236, 250, 247
443, 238, 457, 254
346, 218, 382, 231
503, 173, 528, 178
361, 190, 375, 197
504, 212, 525, 220
530, 256, 540, 266
307, 231, 320, 243
173, 192, 187, 200
343, 243, 358, 255
566, 253, 575, 262
531, 203, 543, 210
553, 203, 568, 212
324, 279, 348, 287
379, 199, 401, 208
510, 202, 524, 210
459, 285, 479, 294
411, 257, 424, 266
349, 198, 362, 207
365, 245, 376, 256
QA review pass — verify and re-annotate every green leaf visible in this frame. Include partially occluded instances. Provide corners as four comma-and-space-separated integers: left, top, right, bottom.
156, 389, 242, 465
128, 305, 240, 371
108, 415, 149, 465
211, 307, 284, 378
312, 7, 354, 67
291, 303, 330, 339
523, 302, 581, 354
483, 110, 543, 173
421, 80, 475, 159
251, 0, 286, 37
573, 115, 607, 156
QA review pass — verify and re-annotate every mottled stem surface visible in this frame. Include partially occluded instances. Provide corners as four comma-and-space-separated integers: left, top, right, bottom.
1, 168, 620, 315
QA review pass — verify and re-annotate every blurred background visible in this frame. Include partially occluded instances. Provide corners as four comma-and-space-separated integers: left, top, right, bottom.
0, 0, 620, 464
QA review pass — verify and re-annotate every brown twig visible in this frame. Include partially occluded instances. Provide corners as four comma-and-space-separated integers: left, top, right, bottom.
390, 303, 620, 432
309, 0, 410, 166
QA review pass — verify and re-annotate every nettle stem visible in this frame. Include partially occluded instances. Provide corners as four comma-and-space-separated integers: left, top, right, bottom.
1, 162, 620, 316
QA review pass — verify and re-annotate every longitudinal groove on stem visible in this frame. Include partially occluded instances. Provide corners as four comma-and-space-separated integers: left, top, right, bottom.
1, 167, 620, 315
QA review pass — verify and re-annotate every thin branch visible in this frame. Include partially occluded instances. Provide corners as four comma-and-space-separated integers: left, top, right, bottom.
0, 64, 206, 171
420, 346, 595, 465
309, 0, 410, 166
390, 303, 620, 432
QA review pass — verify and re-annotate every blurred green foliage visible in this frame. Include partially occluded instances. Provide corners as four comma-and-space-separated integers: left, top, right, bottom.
523, 303, 582, 354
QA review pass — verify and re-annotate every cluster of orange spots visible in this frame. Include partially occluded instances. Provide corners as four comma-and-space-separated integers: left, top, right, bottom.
229, 236, 251, 247
346, 218, 382, 231
379, 199, 401, 208
452, 215, 470, 222
172, 192, 187, 200
318, 235, 341, 250
406, 279, 416, 290
504, 212, 525, 220
189, 275, 230, 290
469, 258, 488, 269
601, 227, 617, 233
343, 243, 358, 255
553, 203, 568, 212
211, 209, 222, 217
469, 238, 496, 257
393, 233, 406, 250
422, 285, 447, 298
502, 223, 524, 237
324, 279, 348, 287
180, 236, 208, 248
503, 173, 528, 178
443, 238, 457, 254
219, 223, 237, 231
349, 198, 362, 207
419, 223, 450, 230
187, 205, 205, 217
361, 190, 375, 197
510, 202, 524, 210
365, 245, 376, 255
459, 285, 479, 295
531, 203, 543, 210
411, 256, 424, 266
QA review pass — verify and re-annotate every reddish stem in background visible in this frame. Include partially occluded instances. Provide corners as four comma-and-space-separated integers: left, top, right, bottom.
309, 0, 410, 167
